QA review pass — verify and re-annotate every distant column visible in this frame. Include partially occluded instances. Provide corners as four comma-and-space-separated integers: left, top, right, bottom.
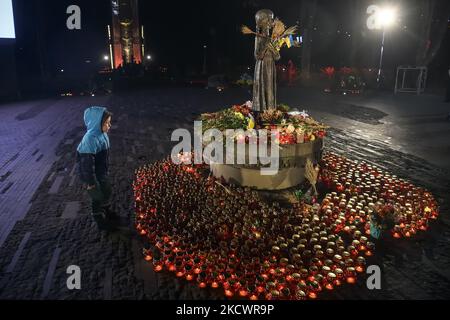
110, 0, 143, 69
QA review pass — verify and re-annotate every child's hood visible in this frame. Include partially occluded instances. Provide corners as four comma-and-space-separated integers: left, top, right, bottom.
84, 106, 107, 135
77, 106, 110, 154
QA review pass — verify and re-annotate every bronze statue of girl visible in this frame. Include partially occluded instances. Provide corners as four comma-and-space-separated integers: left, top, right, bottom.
252, 9, 280, 112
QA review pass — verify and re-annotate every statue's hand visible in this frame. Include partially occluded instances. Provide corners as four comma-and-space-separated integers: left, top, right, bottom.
273, 50, 281, 61
270, 46, 281, 61
255, 51, 266, 61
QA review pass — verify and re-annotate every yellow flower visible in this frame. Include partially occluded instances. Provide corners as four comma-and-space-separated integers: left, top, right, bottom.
234, 112, 245, 120
310, 134, 316, 141
286, 124, 295, 134
247, 118, 255, 130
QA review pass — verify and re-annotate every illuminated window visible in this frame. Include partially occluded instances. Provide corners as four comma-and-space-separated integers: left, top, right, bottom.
0, 0, 16, 39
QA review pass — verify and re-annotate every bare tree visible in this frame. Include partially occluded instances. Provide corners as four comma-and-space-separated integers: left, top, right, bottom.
300, 0, 318, 82
416, 0, 450, 66
349, 0, 365, 67
35, 0, 50, 82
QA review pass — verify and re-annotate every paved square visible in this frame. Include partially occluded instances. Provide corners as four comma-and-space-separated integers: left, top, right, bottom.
0, 88, 449, 300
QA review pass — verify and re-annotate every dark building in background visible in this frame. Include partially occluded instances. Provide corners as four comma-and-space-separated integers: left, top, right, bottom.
2, 0, 449, 100
110, 0, 143, 69
0, 40, 18, 100
0, 0, 18, 100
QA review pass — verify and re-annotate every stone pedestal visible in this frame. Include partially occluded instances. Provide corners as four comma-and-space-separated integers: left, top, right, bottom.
210, 139, 324, 190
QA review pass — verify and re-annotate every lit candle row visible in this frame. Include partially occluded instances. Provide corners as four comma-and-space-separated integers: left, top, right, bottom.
133, 152, 438, 300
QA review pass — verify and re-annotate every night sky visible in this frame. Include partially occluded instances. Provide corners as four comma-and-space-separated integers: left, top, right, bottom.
11, 0, 450, 81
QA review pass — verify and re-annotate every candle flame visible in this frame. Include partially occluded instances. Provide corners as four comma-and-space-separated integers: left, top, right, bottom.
239, 290, 248, 297
308, 292, 317, 299
154, 265, 163, 272
346, 277, 356, 284
225, 290, 234, 298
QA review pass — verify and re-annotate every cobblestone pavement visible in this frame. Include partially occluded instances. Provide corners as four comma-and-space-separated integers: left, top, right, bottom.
0, 88, 449, 300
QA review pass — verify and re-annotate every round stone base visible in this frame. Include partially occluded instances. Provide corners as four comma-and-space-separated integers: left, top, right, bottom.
210, 139, 324, 190
210, 164, 306, 190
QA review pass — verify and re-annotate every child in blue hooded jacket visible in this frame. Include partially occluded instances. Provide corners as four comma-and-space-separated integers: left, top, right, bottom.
77, 106, 117, 229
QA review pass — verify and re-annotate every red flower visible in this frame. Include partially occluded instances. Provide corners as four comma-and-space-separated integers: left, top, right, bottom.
321, 66, 335, 79
232, 104, 251, 116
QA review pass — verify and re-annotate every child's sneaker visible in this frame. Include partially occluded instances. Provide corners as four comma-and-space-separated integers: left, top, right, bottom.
91, 212, 117, 231
102, 206, 119, 220
102, 207, 129, 228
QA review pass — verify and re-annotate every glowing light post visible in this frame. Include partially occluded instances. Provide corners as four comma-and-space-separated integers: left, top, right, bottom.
144, 54, 152, 70
202, 45, 207, 75
367, 5, 397, 84
107, 25, 114, 70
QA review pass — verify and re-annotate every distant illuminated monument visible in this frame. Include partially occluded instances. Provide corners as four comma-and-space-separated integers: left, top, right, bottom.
108, 0, 144, 69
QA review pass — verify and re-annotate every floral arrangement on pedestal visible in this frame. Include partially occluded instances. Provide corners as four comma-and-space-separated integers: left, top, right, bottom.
200, 102, 328, 145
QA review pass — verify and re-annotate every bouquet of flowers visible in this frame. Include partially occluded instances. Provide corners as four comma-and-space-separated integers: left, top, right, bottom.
232, 103, 252, 117
200, 108, 248, 132
278, 126, 297, 145
241, 18, 299, 52
260, 109, 284, 124
321, 66, 336, 79
369, 203, 399, 239
338, 67, 366, 94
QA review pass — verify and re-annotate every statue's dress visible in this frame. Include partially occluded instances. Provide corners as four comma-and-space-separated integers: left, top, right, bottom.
252, 33, 280, 111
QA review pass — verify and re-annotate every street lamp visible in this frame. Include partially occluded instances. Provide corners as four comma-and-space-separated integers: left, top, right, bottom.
367, 5, 398, 84
146, 54, 152, 61
103, 55, 110, 61
376, 7, 397, 28
202, 45, 207, 75
377, 7, 397, 84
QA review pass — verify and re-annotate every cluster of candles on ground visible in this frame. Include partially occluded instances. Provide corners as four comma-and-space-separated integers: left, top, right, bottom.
133, 152, 438, 300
